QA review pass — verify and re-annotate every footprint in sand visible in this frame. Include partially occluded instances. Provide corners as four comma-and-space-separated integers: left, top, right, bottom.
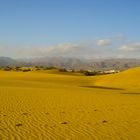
45, 112, 49, 115
102, 120, 108, 123
87, 122, 92, 125
15, 124, 23, 127
60, 111, 65, 114
22, 113, 28, 115
60, 122, 68, 124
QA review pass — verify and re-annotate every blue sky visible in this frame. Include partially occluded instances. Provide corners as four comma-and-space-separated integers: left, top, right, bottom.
0, 0, 140, 58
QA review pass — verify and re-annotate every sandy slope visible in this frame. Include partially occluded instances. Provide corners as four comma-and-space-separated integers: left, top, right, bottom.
0, 69, 140, 140
93, 67, 140, 92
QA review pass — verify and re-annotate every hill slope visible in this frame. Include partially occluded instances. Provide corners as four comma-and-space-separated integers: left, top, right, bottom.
0, 57, 17, 66
93, 67, 140, 92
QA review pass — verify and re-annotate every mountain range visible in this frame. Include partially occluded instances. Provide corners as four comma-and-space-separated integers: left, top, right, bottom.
0, 56, 140, 71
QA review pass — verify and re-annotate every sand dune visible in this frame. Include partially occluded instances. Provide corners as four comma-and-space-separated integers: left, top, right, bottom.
93, 67, 140, 92
0, 68, 140, 139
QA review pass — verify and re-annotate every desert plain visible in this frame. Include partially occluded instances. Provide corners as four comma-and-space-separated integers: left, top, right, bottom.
0, 67, 140, 140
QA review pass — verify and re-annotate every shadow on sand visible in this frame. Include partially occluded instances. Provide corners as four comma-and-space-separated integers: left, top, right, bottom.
81, 85, 125, 90
121, 92, 140, 95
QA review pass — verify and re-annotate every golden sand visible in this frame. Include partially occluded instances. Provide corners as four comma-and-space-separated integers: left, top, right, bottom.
0, 68, 140, 139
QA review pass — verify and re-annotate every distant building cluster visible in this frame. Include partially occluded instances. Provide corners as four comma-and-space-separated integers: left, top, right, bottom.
100, 70, 120, 74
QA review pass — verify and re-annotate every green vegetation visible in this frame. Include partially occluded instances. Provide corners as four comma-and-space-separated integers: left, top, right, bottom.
0, 66, 121, 77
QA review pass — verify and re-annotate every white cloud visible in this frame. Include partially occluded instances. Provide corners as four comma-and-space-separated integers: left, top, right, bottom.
33, 43, 89, 57
1, 35, 140, 59
96, 39, 112, 47
0, 43, 92, 58
120, 42, 140, 51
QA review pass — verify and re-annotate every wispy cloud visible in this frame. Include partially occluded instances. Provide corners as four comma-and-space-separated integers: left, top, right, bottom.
96, 39, 112, 47
0, 35, 140, 59
0, 42, 93, 58
120, 42, 140, 51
